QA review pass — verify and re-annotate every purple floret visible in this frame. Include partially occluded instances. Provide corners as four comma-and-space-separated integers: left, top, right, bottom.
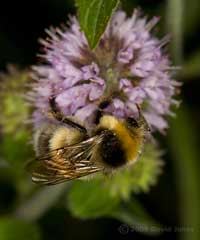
29, 9, 180, 132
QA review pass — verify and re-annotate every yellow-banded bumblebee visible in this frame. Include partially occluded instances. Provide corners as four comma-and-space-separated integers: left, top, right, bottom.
27, 97, 149, 185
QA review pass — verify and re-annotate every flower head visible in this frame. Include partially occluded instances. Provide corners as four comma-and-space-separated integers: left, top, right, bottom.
0, 66, 30, 134
29, 9, 179, 132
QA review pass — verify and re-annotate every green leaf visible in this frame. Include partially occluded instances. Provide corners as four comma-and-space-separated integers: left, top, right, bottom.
67, 178, 120, 219
111, 197, 162, 236
75, 0, 120, 49
0, 218, 41, 240
68, 178, 161, 236
67, 143, 162, 220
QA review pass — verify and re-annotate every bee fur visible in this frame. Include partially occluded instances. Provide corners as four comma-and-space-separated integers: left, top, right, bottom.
27, 96, 149, 185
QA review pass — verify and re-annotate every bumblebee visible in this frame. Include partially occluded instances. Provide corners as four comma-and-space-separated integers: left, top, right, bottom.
27, 97, 149, 185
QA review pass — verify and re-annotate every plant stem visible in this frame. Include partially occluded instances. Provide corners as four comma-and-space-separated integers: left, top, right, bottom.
166, 0, 183, 64
14, 184, 68, 222
168, 107, 200, 240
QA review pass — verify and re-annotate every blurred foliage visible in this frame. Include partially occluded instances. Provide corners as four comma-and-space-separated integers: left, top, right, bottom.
67, 142, 162, 235
0, 63, 163, 237
68, 142, 162, 212
0, 66, 30, 134
67, 178, 120, 219
111, 198, 162, 236
183, 0, 200, 37
0, 66, 34, 179
0, 218, 41, 240
68, 178, 161, 235
14, 184, 68, 222
1, 131, 32, 177
166, 0, 183, 64
181, 50, 200, 79
168, 107, 200, 240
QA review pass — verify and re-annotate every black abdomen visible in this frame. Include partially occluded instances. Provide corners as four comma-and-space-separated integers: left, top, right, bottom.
99, 130, 126, 168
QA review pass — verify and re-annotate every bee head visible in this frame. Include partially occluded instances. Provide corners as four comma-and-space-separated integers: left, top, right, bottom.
126, 117, 140, 128
125, 114, 150, 133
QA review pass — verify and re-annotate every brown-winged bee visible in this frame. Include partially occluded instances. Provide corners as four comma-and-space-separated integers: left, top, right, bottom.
27, 96, 149, 185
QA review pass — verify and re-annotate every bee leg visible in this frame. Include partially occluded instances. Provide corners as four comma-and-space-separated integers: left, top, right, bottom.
49, 97, 87, 133
135, 104, 150, 132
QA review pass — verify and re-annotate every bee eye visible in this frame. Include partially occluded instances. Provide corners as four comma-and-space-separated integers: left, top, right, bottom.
126, 117, 139, 128
99, 99, 111, 109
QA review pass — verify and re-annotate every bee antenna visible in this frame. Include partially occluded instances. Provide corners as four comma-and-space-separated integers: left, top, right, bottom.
135, 104, 142, 117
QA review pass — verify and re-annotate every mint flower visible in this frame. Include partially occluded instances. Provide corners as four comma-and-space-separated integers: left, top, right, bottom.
29, 9, 179, 132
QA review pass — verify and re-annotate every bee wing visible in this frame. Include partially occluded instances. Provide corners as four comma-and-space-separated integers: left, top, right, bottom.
27, 135, 103, 185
